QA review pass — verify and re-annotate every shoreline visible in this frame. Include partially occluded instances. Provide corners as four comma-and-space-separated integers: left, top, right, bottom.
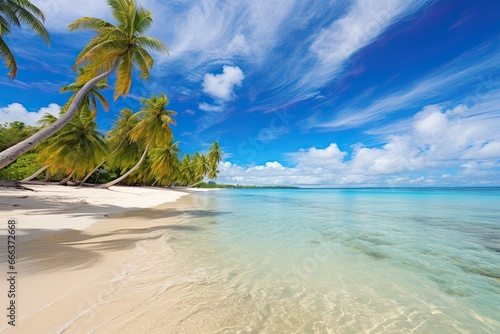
1, 183, 206, 241
0, 184, 212, 333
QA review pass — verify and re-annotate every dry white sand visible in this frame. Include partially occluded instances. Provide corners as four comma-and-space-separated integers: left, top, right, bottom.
0, 183, 211, 333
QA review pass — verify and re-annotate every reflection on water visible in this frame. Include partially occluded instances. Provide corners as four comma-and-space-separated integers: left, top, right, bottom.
67, 188, 500, 333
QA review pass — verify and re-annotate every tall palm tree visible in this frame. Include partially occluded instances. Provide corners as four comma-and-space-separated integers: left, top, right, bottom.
0, 0, 168, 169
60, 67, 110, 119
207, 141, 223, 182
208, 141, 223, 168
0, 0, 49, 78
100, 93, 176, 189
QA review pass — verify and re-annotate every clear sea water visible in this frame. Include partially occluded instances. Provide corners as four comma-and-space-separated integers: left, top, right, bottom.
156, 188, 499, 333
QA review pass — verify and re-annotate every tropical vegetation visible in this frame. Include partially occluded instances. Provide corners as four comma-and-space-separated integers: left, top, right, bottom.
0, 0, 224, 186
0, 105, 223, 187
0, 0, 168, 169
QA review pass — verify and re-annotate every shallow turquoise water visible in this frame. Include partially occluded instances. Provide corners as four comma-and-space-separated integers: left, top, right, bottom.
163, 188, 500, 333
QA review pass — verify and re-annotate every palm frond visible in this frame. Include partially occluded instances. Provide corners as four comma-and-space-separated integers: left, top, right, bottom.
135, 36, 168, 54
68, 17, 113, 31
0, 37, 16, 77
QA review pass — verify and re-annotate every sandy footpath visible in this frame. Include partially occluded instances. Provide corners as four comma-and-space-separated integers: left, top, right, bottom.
0, 183, 211, 333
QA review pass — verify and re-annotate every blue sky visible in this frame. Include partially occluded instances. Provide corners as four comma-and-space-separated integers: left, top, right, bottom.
1, 0, 500, 187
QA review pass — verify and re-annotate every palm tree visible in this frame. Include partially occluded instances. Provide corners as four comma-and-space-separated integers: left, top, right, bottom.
187, 153, 209, 187
60, 67, 110, 119
100, 93, 176, 189
208, 141, 223, 168
177, 154, 196, 186
37, 108, 108, 185
207, 141, 223, 182
149, 138, 181, 186
187, 142, 224, 186
0, 0, 168, 169
187, 143, 223, 187
22, 112, 58, 181
0, 0, 49, 78
78, 107, 136, 185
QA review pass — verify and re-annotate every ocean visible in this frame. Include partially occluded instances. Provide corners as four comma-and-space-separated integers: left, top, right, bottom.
157, 188, 499, 333
70, 188, 500, 333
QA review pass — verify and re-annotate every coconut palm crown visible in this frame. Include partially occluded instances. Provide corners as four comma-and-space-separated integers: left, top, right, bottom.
0, 0, 50, 78
68, 0, 168, 99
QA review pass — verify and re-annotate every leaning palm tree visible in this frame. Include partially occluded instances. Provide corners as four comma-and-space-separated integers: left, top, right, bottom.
185, 141, 223, 186
0, 0, 168, 169
78, 107, 137, 185
100, 93, 176, 189
149, 138, 181, 186
187, 153, 210, 187
177, 154, 197, 186
22, 112, 59, 181
187, 143, 223, 187
37, 108, 109, 185
0, 0, 49, 78
60, 67, 110, 119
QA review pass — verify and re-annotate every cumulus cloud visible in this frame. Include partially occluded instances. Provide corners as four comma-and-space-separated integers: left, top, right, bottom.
0, 103, 60, 126
287, 143, 346, 168
202, 65, 244, 102
218, 103, 500, 187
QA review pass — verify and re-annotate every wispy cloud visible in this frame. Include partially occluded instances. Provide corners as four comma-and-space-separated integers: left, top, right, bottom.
302, 0, 431, 91
308, 44, 500, 131
31, 0, 112, 32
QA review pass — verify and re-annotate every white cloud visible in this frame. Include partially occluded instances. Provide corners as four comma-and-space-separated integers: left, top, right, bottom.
202, 65, 244, 102
156, 0, 296, 65
287, 143, 346, 168
218, 103, 500, 187
199, 103, 224, 113
0, 103, 60, 126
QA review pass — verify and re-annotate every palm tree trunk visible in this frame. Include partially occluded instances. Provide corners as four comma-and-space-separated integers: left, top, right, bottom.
43, 169, 51, 182
59, 169, 75, 185
188, 178, 206, 188
78, 135, 128, 186
22, 165, 48, 182
0, 61, 120, 170
100, 142, 151, 189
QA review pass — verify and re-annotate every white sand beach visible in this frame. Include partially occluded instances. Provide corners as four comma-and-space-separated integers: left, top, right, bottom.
0, 184, 211, 333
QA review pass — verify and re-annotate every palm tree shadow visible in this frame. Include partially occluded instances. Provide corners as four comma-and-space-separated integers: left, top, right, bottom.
6, 223, 205, 273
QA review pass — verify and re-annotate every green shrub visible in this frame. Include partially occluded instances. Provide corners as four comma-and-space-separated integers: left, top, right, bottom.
0, 154, 43, 180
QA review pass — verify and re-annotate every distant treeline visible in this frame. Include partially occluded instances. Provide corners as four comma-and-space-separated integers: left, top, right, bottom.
194, 182, 298, 189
